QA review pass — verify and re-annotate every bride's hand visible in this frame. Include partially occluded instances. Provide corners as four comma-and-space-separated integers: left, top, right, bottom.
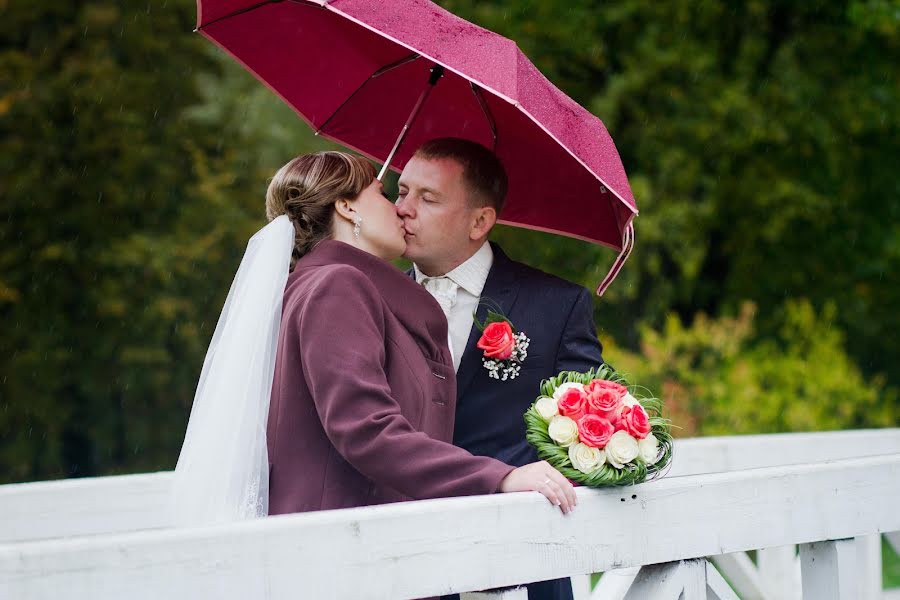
498, 461, 577, 514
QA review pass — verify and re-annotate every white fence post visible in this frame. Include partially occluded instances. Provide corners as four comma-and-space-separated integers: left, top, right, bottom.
570, 575, 592, 600
709, 552, 772, 600
799, 538, 857, 600
757, 545, 801, 599
856, 534, 882, 599
622, 560, 706, 599
705, 561, 741, 600
594, 560, 740, 600
590, 568, 640, 600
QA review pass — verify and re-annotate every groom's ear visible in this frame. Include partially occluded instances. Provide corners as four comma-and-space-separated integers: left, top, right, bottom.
469, 206, 497, 241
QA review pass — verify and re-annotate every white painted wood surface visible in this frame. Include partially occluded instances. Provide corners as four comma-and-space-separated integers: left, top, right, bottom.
619, 559, 738, 600
799, 539, 858, 600
4, 429, 899, 545
0, 472, 170, 543
757, 545, 801, 599
590, 567, 639, 600
664, 428, 900, 477
857, 534, 883, 599
709, 551, 772, 600
705, 561, 741, 600
3, 454, 900, 600
570, 574, 592, 600
622, 560, 707, 599
706, 537, 885, 600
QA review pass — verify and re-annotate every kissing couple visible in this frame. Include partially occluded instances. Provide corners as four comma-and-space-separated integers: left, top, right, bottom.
171, 137, 606, 600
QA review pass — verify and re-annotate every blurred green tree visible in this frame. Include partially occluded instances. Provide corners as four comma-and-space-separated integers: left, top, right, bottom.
1, 0, 897, 484
442, 0, 900, 395
0, 1, 329, 483
0, 1, 219, 481
606, 300, 895, 436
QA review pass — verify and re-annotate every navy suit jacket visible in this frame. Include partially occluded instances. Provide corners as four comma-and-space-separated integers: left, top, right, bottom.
454, 242, 605, 468
422, 243, 605, 600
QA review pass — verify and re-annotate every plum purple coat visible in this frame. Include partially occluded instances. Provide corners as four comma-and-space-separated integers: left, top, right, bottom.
267, 240, 513, 514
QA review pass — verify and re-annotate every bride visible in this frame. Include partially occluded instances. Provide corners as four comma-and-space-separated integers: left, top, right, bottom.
168, 151, 576, 524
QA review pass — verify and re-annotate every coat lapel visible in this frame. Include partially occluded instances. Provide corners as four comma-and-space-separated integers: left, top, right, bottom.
455, 243, 520, 403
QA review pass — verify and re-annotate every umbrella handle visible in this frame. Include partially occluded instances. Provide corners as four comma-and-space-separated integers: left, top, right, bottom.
596, 222, 634, 297
377, 65, 445, 181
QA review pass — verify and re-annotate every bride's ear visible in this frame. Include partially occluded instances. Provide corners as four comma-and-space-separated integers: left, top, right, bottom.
333, 198, 357, 224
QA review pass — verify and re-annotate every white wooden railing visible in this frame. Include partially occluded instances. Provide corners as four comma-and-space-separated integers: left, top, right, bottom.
2, 429, 899, 599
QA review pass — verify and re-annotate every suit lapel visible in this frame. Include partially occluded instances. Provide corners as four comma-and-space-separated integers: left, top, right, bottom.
455, 243, 521, 402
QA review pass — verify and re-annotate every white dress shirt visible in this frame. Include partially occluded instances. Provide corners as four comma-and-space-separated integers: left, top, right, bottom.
415, 241, 494, 372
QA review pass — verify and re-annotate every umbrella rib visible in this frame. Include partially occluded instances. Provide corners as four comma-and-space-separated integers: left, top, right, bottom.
470, 83, 498, 152
197, 0, 342, 32
195, 0, 284, 32
377, 65, 445, 180
316, 53, 421, 136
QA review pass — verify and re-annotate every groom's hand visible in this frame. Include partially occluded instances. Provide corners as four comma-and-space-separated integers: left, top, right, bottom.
498, 461, 577, 514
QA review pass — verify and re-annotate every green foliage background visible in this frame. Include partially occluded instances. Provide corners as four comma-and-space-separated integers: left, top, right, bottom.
1, 0, 898, 483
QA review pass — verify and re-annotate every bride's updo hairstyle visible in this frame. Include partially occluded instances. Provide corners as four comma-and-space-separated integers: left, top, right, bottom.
265, 151, 377, 265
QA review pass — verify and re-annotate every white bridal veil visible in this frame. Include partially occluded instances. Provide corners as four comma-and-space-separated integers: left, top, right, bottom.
168, 215, 294, 526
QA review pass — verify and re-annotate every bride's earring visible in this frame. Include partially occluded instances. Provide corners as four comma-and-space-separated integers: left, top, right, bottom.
353, 215, 362, 239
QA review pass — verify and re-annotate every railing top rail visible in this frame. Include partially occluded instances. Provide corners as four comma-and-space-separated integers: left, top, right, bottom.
4, 452, 900, 599
666, 427, 900, 476
3, 428, 900, 545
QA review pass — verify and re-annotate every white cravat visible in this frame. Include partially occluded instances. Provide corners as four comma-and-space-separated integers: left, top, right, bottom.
415, 242, 494, 372
421, 276, 459, 319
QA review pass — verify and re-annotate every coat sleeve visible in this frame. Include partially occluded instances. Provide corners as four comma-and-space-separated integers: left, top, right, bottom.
297, 266, 514, 500
554, 286, 606, 373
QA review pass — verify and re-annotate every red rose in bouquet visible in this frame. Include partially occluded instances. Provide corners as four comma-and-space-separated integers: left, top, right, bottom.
577, 414, 615, 448
476, 321, 515, 359
618, 404, 651, 439
557, 387, 588, 421
584, 379, 626, 420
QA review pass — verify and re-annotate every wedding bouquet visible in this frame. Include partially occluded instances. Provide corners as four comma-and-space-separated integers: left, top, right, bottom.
524, 365, 673, 487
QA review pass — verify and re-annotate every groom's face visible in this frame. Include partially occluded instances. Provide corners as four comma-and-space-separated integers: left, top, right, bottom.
396, 156, 479, 275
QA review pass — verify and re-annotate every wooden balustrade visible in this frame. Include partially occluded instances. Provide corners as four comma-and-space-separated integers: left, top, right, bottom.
2, 429, 899, 599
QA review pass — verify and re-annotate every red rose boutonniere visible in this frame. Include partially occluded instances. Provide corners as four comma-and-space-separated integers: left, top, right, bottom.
474, 310, 530, 381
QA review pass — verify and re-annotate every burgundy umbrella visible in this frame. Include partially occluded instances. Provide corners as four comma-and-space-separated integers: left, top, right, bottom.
196, 0, 636, 293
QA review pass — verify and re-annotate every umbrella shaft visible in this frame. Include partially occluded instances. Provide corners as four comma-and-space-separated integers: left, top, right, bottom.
378, 65, 444, 181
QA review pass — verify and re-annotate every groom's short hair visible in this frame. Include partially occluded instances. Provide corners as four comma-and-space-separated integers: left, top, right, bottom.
413, 138, 508, 215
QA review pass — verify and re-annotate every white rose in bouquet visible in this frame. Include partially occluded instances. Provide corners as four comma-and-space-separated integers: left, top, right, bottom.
622, 392, 641, 408
552, 381, 584, 400
638, 432, 660, 465
547, 415, 579, 447
568, 442, 606, 474
605, 430, 640, 468
534, 396, 559, 421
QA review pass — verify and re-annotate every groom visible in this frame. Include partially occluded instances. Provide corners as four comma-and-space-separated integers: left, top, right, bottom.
397, 138, 606, 600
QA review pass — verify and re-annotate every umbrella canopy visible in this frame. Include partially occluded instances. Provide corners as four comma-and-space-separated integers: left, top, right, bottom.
197, 0, 636, 289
